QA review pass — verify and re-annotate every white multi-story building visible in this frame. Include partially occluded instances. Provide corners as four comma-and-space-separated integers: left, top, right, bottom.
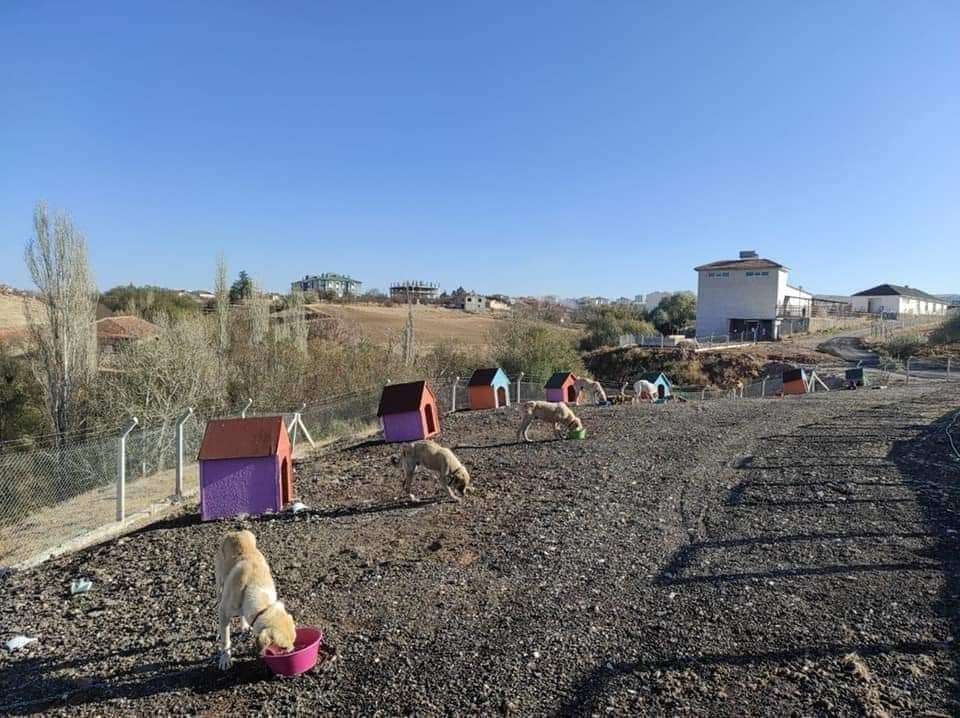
851, 284, 949, 318
694, 251, 812, 339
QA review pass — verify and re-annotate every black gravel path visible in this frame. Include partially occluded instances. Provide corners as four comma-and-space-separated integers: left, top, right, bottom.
1, 385, 958, 716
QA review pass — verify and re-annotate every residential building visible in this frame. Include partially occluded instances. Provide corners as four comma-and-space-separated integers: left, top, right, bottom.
850, 284, 949, 318
463, 294, 488, 313
390, 280, 439, 303
694, 251, 812, 339
96, 316, 161, 354
292, 273, 362, 298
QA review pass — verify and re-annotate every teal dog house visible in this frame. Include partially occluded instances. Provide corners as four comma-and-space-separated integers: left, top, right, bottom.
638, 371, 672, 400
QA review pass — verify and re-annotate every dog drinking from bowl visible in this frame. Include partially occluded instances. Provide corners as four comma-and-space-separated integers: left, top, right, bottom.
214, 529, 297, 670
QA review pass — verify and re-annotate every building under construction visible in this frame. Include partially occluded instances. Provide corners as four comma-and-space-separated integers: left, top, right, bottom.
390, 280, 439, 303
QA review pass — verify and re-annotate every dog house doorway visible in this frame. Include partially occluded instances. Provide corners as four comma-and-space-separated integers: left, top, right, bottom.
566, 386, 576, 402
280, 457, 291, 504
424, 404, 436, 434
657, 384, 665, 399
496, 386, 507, 407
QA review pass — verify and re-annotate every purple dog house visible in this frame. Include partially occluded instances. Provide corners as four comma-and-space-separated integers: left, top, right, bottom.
377, 380, 440, 443
198, 416, 293, 521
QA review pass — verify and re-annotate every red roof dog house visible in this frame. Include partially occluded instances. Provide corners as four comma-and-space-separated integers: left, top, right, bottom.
467, 368, 511, 410
782, 368, 809, 395
545, 372, 577, 403
198, 416, 293, 521
378, 380, 440, 443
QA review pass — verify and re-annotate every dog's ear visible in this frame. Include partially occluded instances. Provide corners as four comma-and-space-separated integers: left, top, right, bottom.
256, 628, 274, 652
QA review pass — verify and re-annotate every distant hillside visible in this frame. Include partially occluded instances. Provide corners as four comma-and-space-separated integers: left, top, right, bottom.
314, 303, 578, 348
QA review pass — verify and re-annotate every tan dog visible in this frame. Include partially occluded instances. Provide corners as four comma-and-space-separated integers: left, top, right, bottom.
399, 440, 472, 502
517, 400, 583, 442
214, 530, 296, 670
573, 377, 607, 405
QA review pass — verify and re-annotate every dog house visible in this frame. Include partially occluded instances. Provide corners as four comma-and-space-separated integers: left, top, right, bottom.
467, 367, 511, 410
845, 367, 866, 387
545, 372, 577, 403
783, 368, 809, 395
378, 380, 440, 443
637, 371, 673, 401
198, 416, 293, 521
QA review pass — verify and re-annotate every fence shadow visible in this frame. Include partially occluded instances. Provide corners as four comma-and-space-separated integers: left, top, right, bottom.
0, 635, 267, 715
557, 639, 952, 716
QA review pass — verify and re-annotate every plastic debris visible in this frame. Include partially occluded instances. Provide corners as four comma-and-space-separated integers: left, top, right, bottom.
5, 635, 37, 651
70, 578, 93, 595
290, 500, 308, 514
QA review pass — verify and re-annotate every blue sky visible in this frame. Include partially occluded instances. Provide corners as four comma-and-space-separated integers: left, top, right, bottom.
1, 1, 958, 298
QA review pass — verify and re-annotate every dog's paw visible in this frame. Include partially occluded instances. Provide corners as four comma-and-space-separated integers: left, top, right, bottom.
218, 650, 233, 671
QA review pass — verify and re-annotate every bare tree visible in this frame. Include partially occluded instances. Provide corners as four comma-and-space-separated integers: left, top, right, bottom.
401, 292, 415, 367
288, 289, 308, 355
23, 202, 98, 439
214, 253, 230, 353
248, 278, 269, 346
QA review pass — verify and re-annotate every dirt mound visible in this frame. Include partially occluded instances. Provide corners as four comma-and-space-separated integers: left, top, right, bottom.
584, 347, 767, 388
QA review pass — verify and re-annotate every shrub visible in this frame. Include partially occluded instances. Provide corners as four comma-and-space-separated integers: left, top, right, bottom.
929, 314, 960, 345
882, 333, 926, 359
493, 319, 584, 382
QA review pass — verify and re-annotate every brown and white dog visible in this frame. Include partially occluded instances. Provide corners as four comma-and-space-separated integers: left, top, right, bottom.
517, 400, 583, 442
214, 530, 296, 670
573, 377, 607, 405
399, 440, 472, 502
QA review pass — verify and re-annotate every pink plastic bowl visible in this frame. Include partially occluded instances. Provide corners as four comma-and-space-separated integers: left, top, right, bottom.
261, 627, 323, 676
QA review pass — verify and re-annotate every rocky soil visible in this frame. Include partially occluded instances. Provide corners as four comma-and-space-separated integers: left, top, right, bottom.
1, 384, 959, 716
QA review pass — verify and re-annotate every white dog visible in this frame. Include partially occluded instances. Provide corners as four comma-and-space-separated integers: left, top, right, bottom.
517, 400, 583, 442
398, 440, 472, 501
573, 377, 607, 405
214, 530, 296, 670
633, 379, 659, 403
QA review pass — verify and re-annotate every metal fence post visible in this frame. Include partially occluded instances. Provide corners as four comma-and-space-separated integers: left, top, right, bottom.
117, 417, 139, 523
240, 398, 253, 419
516, 372, 524, 403
761, 378, 767, 397
452, 376, 461, 412
175, 407, 194, 500
906, 357, 911, 384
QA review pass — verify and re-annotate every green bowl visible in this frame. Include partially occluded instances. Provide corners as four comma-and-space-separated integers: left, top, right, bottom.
568, 428, 587, 440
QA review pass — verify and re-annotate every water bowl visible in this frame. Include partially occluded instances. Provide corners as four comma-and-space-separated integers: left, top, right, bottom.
568, 427, 587, 440
261, 626, 323, 676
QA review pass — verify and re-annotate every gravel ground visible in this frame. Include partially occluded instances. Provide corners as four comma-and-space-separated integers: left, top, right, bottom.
1, 384, 959, 716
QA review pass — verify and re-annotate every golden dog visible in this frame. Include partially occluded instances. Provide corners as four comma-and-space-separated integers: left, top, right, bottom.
517, 400, 583, 442
399, 440, 472, 502
214, 530, 296, 670
573, 377, 607, 405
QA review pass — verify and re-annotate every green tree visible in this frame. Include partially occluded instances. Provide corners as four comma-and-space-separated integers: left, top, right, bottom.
653, 292, 696, 334
229, 270, 253, 303
0, 346, 46, 446
493, 319, 583, 382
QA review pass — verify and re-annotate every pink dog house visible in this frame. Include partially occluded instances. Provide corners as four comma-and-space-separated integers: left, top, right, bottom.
378, 381, 440, 443
544, 372, 577, 403
198, 416, 293, 521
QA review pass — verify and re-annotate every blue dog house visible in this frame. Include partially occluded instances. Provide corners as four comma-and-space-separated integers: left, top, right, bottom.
467, 367, 511, 409
638, 371, 673, 401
